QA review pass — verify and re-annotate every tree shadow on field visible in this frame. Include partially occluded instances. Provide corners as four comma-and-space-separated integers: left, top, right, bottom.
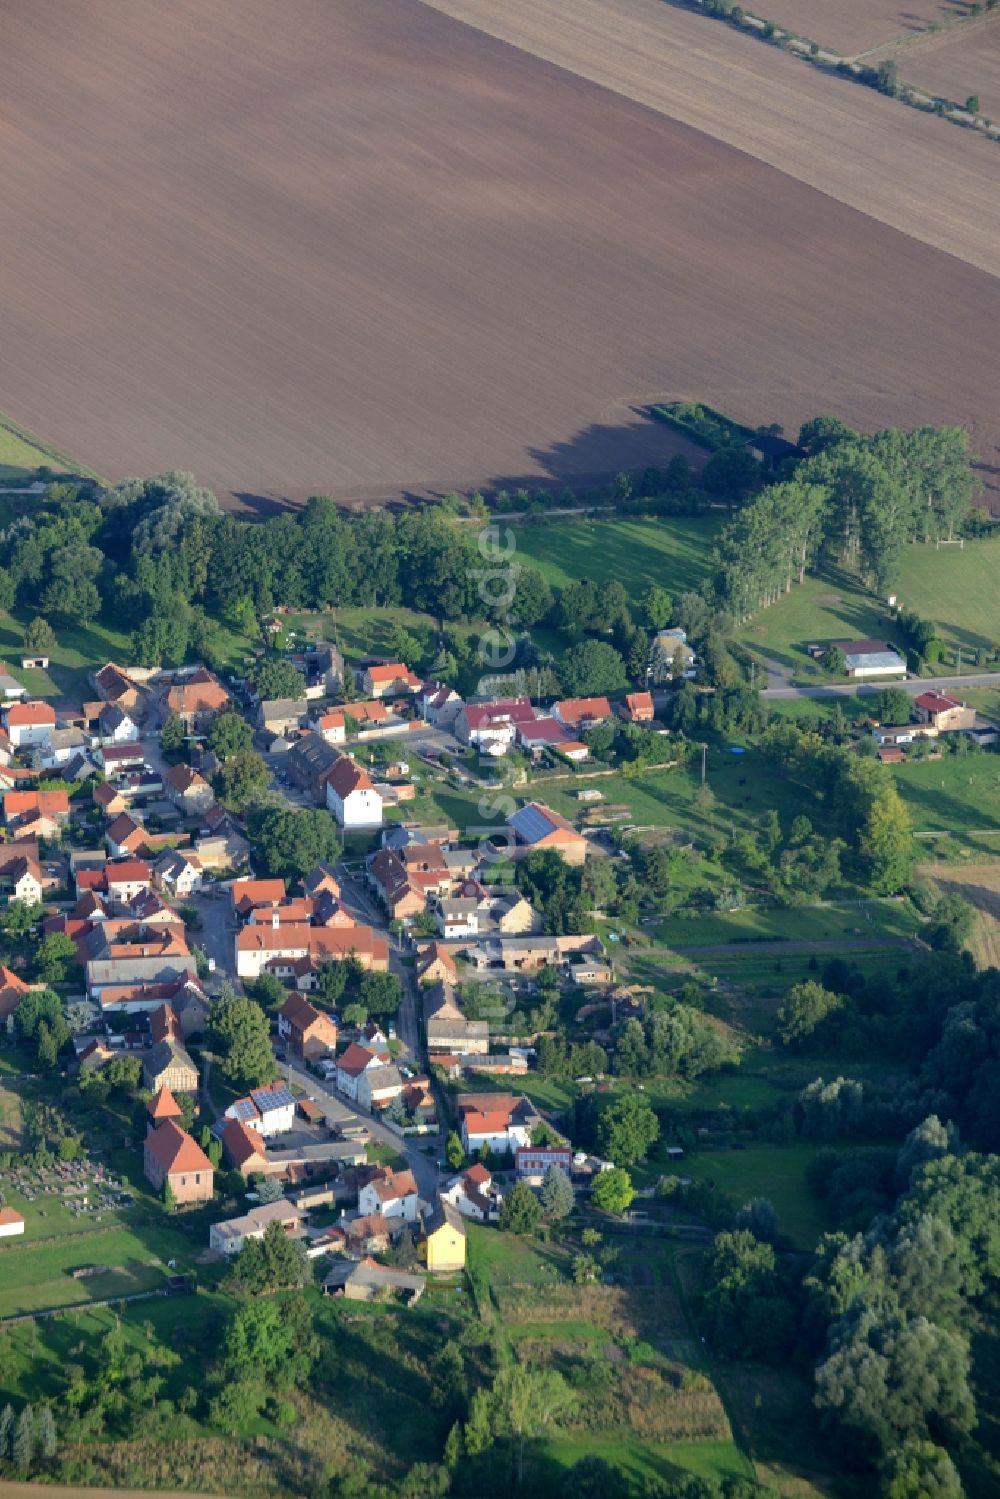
522, 409, 706, 491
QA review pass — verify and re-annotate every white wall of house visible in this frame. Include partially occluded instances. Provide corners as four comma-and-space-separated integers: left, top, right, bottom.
326, 783, 383, 829
358, 1182, 418, 1221
248, 1102, 296, 1138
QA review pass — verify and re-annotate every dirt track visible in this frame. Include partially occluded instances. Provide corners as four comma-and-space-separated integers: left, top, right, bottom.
0, 0, 999, 507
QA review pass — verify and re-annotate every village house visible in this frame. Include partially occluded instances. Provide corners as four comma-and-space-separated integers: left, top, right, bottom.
105, 813, 147, 859
3, 789, 70, 840
457, 1093, 540, 1155
312, 709, 346, 745
455, 697, 535, 753
40, 726, 90, 768
343, 700, 389, 729
97, 703, 140, 746
302, 864, 342, 900
424, 981, 489, 1056
97, 974, 209, 1032
422, 1197, 466, 1272
0, 845, 45, 905
458, 931, 603, 974
335, 1041, 389, 1102
442, 1163, 502, 1222
318, 1212, 396, 1258
434, 895, 479, 940
361, 662, 422, 699
0, 968, 38, 1030
164, 763, 215, 815
367, 847, 451, 923
277, 992, 339, 1061
256, 698, 308, 736
235, 922, 388, 980
162, 668, 230, 730
225, 1081, 298, 1139
285, 733, 343, 803
620, 691, 654, 724
358, 1166, 420, 1221
104, 859, 153, 904
143, 1120, 214, 1204
143, 1038, 199, 1094
85, 955, 196, 1001
98, 743, 145, 775
153, 848, 204, 897
552, 696, 613, 733
231, 877, 287, 920
325, 755, 383, 829
209, 1198, 309, 1256
4, 700, 57, 748
651, 627, 697, 682
515, 716, 587, 762
420, 682, 463, 726
221, 1118, 270, 1178
913, 691, 976, 732
507, 802, 588, 866
415, 941, 458, 985
92, 664, 145, 716
356, 1062, 404, 1113
516, 1144, 574, 1183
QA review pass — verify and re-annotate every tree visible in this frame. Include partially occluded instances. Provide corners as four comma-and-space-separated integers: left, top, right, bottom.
637, 584, 673, 631
23, 617, 55, 654
896, 1115, 958, 1189
160, 711, 185, 755
0, 1403, 13, 1461
814, 1301, 974, 1457
881, 1440, 963, 1499
248, 805, 341, 880
256, 1176, 284, 1204
250, 659, 304, 701
11, 1405, 34, 1470
732, 1197, 780, 1244
776, 980, 842, 1048
357, 970, 402, 1019
702, 445, 759, 497
965, 94, 980, 114
499, 1181, 542, 1235
225, 1219, 308, 1297
445, 1131, 465, 1171
539, 1163, 574, 1220
247, 972, 285, 1014
207, 710, 255, 761
591, 1166, 634, 1216
878, 687, 912, 726
483, 1364, 576, 1488
35, 1404, 56, 1461
163, 1180, 176, 1212
596, 1093, 659, 1167
315, 960, 348, 1008
210, 988, 276, 1089
35, 932, 77, 985
559, 640, 627, 697
218, 749, 271, 810
701, 1229, 792, 1361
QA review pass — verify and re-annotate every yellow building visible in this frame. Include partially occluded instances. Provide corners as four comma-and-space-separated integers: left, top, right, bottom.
423, 1197, 466, 1273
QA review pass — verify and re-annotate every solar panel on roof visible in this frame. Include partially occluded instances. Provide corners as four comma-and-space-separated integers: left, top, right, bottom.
510, 804, 555, 843
252, 1085, 295, 1112
231, 1098, 258, 1122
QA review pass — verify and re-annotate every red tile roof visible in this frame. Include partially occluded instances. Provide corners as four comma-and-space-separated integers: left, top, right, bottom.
5, 701, 56, 728
144, 1119, 212, 1175
147, 1084, 182, 1120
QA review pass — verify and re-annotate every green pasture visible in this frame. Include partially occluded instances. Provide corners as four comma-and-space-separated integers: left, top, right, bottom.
654, 900, 918, 949
673, 1143, 834, 1249
892, 754, 1000, 833
509, 516, 724, 600
542, 1434, 753, 1487
0, 417, 80, 483
0, 1216, 198, 1318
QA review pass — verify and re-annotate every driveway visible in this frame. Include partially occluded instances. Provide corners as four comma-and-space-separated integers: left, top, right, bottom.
280, 1056, 440, 1200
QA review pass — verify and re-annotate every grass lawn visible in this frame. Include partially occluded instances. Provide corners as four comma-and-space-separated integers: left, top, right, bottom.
675, 1143, 835, 1250
0, 1227, 169, 1317
509, 516, 724, 600
543, 1434, 753, 1487
653, 900, 919, 948
891, 754, 1000, 834
0, 416, 81, 482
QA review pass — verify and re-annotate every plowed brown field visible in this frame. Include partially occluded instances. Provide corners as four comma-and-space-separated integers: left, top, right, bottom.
1, 0, 999, 507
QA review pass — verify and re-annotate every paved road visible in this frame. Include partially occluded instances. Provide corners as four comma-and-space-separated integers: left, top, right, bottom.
186, 889, 234, 982
761, 672, 1000, 702
280, 1056, 441, 1200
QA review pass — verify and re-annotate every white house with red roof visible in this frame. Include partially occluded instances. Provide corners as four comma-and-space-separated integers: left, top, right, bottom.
358, 1166, 420, 1221
335, 1041, 389, 1102
442, 1163, 503, 1221
455, 698, 535, 752
457, 1093, 539, 1154
325, 756, 382, 829
3, 700, 56, 748
361, 663, 422, 699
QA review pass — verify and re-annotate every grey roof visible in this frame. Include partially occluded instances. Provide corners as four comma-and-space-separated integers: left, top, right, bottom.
508, 803, 559, 844
362, 1064, 403, 1092
287, 732, 341, 777
845, 652, 905, 670
144, 1038, 197, 1081
425, 1196, 466, 1237
260, 698, 307, 719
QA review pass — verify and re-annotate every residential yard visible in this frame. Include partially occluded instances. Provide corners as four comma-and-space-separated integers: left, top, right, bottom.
509, 515, 724, 600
